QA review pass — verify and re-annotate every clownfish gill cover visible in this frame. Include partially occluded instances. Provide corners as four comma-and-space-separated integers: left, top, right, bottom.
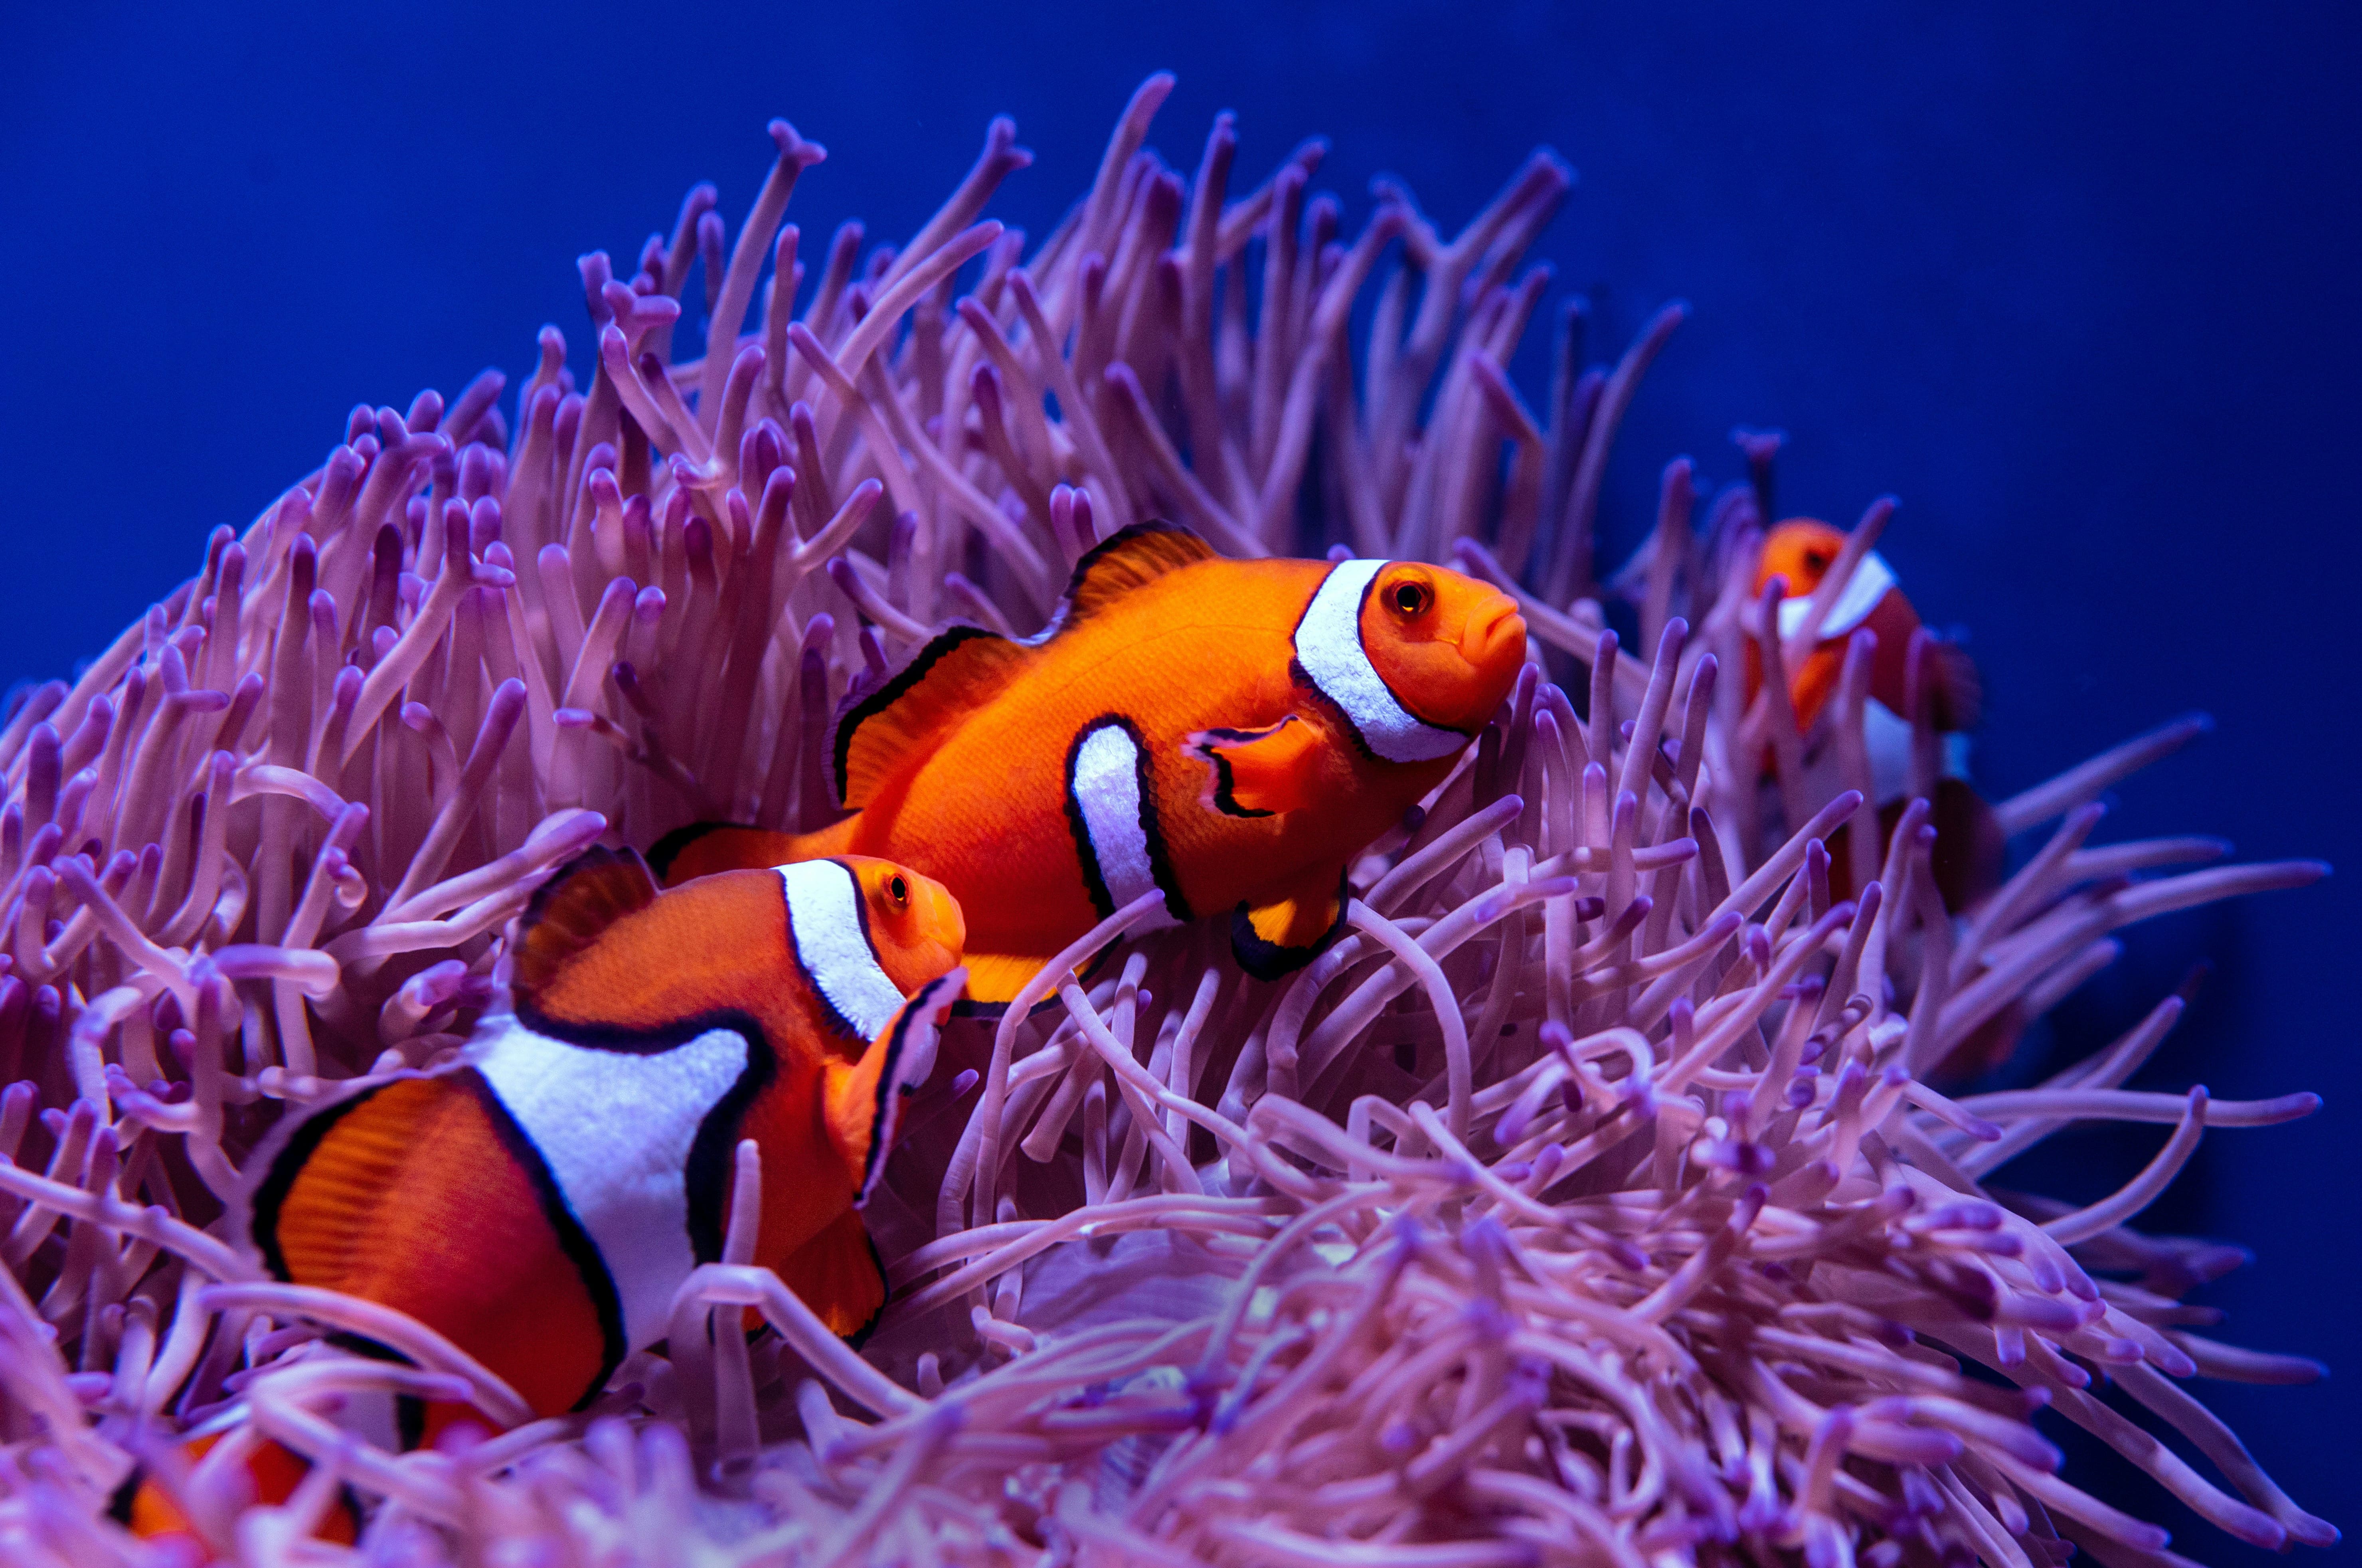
0, 59, 2342, 1568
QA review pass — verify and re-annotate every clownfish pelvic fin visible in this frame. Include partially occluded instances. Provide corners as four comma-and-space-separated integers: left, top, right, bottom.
1189, 715, 1325, 818
1232, 863, 1352, 979
777, 1208, 891, 1341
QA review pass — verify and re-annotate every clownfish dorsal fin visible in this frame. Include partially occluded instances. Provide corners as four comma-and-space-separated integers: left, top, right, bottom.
831, 626, 1034, 809
1056, 521, 1217, 632
512, 847, 660, 1008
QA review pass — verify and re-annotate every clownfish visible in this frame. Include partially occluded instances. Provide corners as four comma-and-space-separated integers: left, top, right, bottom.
247, 849, 964, 1412
654, 522, 1527, 1008
1749, 517, 2000, 910
114, 1402, 364, 1548
125, 850, 963, 1550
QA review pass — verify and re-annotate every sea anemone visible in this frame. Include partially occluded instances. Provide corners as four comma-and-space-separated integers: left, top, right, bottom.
0, 74, 2335, 1567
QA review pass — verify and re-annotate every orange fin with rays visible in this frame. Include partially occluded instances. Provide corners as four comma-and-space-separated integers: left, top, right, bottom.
512, 847, 658, 1004
118, 1433, 363, 1548
823, 969, 965, 1204
830, 626, 1034, 810
771, 1207, 889, 1342
1057, 521, 1217, 629
1188, 714, 1324, 817
243, 1075, 621, 1420
1232, 863, 1350, 981
958, 951, 1058, 1012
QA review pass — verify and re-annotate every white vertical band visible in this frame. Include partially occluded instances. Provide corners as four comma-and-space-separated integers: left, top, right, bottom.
1069, 721, 1181, 927
475, 1015, 748, 1350
1778, 552, 1896, 641
780, 860, 906, 1042
1292, 559, 1469, 764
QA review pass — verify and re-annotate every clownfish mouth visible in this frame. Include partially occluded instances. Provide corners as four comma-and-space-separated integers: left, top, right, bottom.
1459, 594, 1526, 670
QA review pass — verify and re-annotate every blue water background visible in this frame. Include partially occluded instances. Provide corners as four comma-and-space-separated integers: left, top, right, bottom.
3, 4, 2355, 1555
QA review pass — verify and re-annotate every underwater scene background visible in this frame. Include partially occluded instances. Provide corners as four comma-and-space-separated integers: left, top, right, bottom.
2, 3, 2355, 1563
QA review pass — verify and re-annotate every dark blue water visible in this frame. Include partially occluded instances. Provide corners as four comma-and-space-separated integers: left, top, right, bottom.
4, 4, 2354, 1555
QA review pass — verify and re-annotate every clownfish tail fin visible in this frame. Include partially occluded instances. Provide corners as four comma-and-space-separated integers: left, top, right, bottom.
512, 847, 659, 1003
116, 1433, 366, 1548
645, 819, 857, 886
824, 967, 965, 1204
245, 1077, 457, 1289
831, 627, 1034, 809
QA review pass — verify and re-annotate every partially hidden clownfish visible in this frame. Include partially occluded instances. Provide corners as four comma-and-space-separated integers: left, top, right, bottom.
653, 522, 1528, 1008
125, 849, 964, 1549
1749, 517, 2001, 911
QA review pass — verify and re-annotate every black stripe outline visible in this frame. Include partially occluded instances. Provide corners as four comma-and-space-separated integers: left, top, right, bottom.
646, 820, 753, 882
1061, 714, 1192, 924
1287, 565, 1476, 767
457, 1068, 631, 1411
829, 623, 1006, 806
682, 1024, 780, 1266
780, 858, 890, 1042
1229, 866, 1354, 981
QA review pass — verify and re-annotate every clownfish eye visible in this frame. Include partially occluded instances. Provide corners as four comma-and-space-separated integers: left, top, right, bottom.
1390, 580, 1433, 618
1802, 550, 1832, 575
887, 875, 909, 909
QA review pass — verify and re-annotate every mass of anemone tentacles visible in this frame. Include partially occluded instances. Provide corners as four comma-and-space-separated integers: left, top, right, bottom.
0, 73, 2335, 1568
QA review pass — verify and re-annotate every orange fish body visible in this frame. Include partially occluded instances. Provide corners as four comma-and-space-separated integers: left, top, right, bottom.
243, 850, 965, 1420
656, 524, 1527, 1006
115, 1416, 363, 1552
1749, 518, 2000, 913
129, 851, 963, 1550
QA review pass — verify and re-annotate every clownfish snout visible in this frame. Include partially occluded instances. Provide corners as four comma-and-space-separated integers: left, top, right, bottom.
1362, 566, 1530, 734
1459, 592, 1526, 674
916, 871, 967, 963
837, 856, 968, 994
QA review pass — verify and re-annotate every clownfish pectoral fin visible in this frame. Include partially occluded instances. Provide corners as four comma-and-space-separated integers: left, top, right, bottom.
1056, 521, 1218, 631
777, 1207, 890, 1343
825, 969, 965, 1204
512, 846, 659, 1003
1231, 864, 1352, 981
831, 626, 1034, 809
1188, 715, 1325, 818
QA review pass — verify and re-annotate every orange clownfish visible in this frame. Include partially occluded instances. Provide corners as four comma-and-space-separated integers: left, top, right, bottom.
1750, 518, 1999, 909
654, 522, 1528, 1008
126, 850, 963, 1550
114, 1402, 365, 1550
265, 851, 950, 1404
